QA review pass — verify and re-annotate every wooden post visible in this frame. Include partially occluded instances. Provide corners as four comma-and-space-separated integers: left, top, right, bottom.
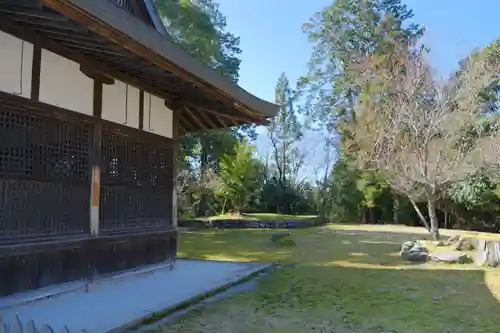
138, 90, 144, 130
90, 80, 103, 236
30, 44, 41, 101
171, 106, 180, 229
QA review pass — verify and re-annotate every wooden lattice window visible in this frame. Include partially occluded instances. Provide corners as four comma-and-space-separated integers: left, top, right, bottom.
99, 128, 174, 232
0, 106, 92, 241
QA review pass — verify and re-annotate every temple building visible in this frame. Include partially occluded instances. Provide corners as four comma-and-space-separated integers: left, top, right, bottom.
0, 0, 278, 296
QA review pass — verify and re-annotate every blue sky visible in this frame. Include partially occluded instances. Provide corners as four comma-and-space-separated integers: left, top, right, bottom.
218, 0, 500, 181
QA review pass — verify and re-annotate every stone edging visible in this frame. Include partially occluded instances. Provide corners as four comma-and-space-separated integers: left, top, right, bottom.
179, 219, 320, 230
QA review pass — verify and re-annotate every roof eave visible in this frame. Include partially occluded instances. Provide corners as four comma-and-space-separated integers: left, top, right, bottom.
42, 0, 279, 119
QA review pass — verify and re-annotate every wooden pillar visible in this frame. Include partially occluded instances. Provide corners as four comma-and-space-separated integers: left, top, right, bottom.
138, 90, 144, 130
90, 80, 103, 236
171, 107, 180, 229
30, 44, 41, 101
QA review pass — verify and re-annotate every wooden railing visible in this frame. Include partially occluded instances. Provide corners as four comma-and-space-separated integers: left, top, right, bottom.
0, 315, 88, 333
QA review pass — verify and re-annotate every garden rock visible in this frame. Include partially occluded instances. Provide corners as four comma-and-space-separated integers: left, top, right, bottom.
432, 252, 470, 264
486, 241, 500, 267
446, 234, 461, 246
476, 238, 488, 266
401, 241, 416, 252
409, 245, 429, 254
454, 236, 477, 251
400, 241, 428, 262
476, 239, 500, 267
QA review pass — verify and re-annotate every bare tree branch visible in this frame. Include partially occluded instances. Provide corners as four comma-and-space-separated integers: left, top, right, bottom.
347, 44, 500, 239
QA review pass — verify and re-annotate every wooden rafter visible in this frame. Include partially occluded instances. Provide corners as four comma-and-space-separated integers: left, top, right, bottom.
40, 0, 277, 119
182, 106, 206, 131
0, 0, 277, 132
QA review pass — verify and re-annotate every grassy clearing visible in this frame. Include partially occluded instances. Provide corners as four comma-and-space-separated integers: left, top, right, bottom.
157, 224, 500, 332
203, 213, 317, 221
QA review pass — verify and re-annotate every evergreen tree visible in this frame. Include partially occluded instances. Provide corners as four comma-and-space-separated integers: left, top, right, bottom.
267, 73, 304, 213
155, 0, 249, 216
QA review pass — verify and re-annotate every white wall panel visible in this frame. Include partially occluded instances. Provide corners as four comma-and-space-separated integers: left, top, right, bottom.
0, 31, 33, 99
102, 80, 140, 129
143, 92, 173, 138
40, 50, 93, 115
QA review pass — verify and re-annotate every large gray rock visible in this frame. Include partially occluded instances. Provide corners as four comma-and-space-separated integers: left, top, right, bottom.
406, 251, 429, 262
409, 245, 429, 254
401, 241, 416, 253
401, 241, 429, 262
473, 239, 500, 267
485, 240, 500, 267
476, 238, 488, 266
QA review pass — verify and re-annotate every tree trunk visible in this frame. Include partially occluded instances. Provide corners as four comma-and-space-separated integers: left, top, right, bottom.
408, 197, 431, 232
393, 197, 400, 224
221, 198, 227, 215
197, 140, 209, 217
362, 208, 367, 224
369, 207, 376, 224
427, 198, 440, 240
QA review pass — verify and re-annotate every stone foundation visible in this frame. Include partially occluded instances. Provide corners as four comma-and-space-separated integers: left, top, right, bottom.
0, 229, 177, 296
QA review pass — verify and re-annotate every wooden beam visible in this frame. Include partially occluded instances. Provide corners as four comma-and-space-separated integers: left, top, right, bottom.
178, 118, 191, 133
56, 39, 123, 57
0, 0, 42, 7
80, 65, 115, 85
8, 16, 87, 33
40, 0, 264, 122
138, 89, 144, 130
129, 0, 151, 24
164, 94, 261, 124
0, 19, 169, 101
189, 101, 261, 123
187, 105, 218, 129
182, 106, 207, 131
3, 8, 266, 127
165, 97, 244, 131
164, 99, 194, 132
178, 116, 194, 132
0, 7, 69, 22
30, 44, 41, 101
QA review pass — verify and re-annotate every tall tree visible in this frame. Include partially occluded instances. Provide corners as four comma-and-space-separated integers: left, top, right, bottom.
299, 0, 424, 224
300, 0, 424, 142
155, 0, 241, 80
155, 0, 248, 216
267, 73, 304, 213
349, 43, 500, 239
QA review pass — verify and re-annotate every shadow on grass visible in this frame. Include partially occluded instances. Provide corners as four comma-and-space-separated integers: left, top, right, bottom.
179, 227, 441, 266
161, 264, 500, 332
171, 227, 500, 332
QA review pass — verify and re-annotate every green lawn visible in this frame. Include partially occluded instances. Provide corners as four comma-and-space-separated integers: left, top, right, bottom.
157, 225, 500, 332
202, 213, 317, 221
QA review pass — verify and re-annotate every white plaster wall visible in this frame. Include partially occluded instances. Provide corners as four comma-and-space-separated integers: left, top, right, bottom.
40, 50, 93, 115
143, 92, 173, 138
0, 31, 33, 99
102, 80, 140, 129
